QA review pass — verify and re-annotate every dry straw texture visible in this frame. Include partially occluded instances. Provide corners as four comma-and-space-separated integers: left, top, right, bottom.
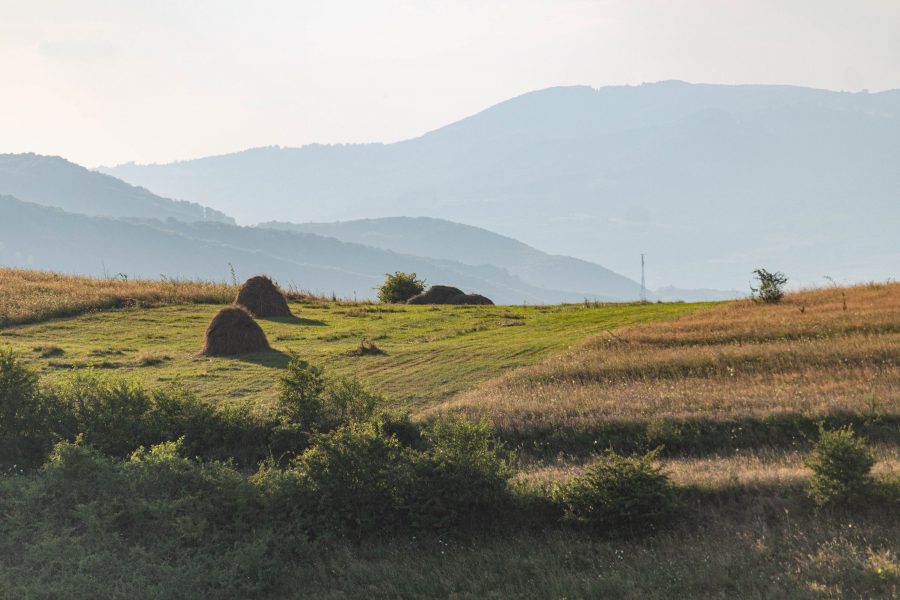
234, 275, 292, 318
431, 282, 900, 430
0, 267, 235, 326
200, 306, 271, 356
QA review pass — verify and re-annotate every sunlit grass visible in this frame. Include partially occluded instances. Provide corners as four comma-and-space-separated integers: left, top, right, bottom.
428, 283, 900, 437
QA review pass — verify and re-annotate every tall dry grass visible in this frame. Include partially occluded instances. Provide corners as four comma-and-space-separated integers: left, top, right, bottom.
0, 268, 236, 326
428, 282, 900, 434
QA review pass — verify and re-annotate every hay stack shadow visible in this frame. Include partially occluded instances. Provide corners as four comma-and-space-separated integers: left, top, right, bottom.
235, 275, 293, 318
200, 307, 272, 357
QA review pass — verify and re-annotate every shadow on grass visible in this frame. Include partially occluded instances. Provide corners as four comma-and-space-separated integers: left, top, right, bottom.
261, 315, 327, 326
233, 348, 292, 368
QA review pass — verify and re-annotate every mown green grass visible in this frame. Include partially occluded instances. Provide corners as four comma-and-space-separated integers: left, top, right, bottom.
0, 300, 711, 410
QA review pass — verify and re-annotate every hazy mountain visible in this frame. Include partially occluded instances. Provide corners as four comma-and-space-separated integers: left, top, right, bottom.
259, 217, 645, 299
102, 82, 900, 290
0, 195, 604, 304
0, 153, 233, 224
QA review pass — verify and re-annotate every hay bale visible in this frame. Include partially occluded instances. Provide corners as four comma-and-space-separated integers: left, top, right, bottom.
234, 275, 292, 318
449, 293, 494, 305
200, 307, 271, 356
406, 285, 465, 305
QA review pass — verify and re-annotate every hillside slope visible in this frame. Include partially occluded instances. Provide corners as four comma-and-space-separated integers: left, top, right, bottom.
0, 153, 233, 223
102, 82, 900, 290
0, 196, 595, 303
260, 217, 645, 299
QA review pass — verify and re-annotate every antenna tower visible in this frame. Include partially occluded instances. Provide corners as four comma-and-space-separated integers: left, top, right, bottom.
640, 253, 646, 302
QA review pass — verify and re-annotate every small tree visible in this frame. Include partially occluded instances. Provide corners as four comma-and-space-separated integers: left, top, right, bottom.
378, 272, 425, 303
805, 425, 875, 507
751, 268, 788, 304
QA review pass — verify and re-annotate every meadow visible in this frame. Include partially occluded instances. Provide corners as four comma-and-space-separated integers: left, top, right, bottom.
0, 285, 708, 408
0, 270, 898, 599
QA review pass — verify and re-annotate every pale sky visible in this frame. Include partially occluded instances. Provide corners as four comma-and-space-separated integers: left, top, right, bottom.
2, 0, 899, 167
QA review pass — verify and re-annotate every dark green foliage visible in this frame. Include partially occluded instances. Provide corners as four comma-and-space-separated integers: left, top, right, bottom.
377, 271, 425, 303
0, 348, 57, 470
10, 437, 290, 597
806, 425, 875, 507
289, 421, 416, 532
409, 418, 513, 529
53, 371, 154, 457
751, 268, 788, 304
558, 448, 677, 533
277, 356, 382, 436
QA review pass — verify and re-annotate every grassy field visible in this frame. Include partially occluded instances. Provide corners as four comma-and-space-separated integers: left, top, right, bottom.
1, 270, 899, 598
0, 267, 237, 326
428, 282, 900, 454
0, 294, 709, 409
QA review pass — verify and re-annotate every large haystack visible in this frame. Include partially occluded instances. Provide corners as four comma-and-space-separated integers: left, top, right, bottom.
200, 307, 271, 356
235, 275, 292, 318
406, 285, 465, 305
449, 293, 494, 305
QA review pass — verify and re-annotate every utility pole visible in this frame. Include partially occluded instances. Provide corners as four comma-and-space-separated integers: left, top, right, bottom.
640, 253, 646, 302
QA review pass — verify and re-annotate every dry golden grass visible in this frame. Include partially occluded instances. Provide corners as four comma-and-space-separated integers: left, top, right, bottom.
0, 268, 237, 326
516, 445, 900, 490
429, 282, 900, 432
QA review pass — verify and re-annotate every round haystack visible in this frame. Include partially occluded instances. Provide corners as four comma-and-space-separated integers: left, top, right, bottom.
235, 275, 292, 318
200, 307, 271, 356
406, 285, 465, 305
449, 293, 494, 305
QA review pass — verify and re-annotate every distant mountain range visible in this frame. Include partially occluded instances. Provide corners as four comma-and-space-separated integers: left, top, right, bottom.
0, 154, 233, 224
259, 217, 645, 299
101, 81, 900, 290
1, 195, 648, 303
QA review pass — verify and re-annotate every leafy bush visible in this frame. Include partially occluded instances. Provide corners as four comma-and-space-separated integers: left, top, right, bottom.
53, 371, 154, 457
0, 348, 57, 470
277, 357, 382, 435
289, 421, 416, 532
751, 268, 788, 304
378, 271, 425, 303
806, 425, 875, 507
558, 448, 676, 533
277, 358, 327, 429
409, 418, 513, 528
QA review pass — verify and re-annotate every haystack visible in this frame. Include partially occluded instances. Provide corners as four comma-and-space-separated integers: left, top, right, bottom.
406, 285, 465, 305
200, 307, 271, 356
406, 285, 494, 305
235, 275, 292, 318
449, 293, 494, 305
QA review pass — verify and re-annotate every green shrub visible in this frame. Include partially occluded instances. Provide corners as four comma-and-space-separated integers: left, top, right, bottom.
409, 418, 513, 529
40, 438, 125, 507
290, 421, 415, 532
806, 425, 875, 507
277, 358, 327, 429
751, 268, 788, 304
278, 357, 383, 435
0, 348, 57, 470
378, 271, 425, 303
53, 371, 153, 457
558, 448, 676, 533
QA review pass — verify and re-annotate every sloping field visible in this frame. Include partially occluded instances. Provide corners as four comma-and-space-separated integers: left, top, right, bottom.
428, 282, 900, 454
0, 267, 236, 326
0, 269, 709, 407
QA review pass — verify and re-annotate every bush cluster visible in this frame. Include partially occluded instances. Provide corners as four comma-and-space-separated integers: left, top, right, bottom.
2, 348, 691, 540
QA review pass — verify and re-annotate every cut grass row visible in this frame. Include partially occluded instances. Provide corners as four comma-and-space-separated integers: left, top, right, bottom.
0, 297, 710, 409
429, 283, 900, 456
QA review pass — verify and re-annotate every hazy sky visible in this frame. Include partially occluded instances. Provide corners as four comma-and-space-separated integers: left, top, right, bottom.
2, 0, 899, 167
